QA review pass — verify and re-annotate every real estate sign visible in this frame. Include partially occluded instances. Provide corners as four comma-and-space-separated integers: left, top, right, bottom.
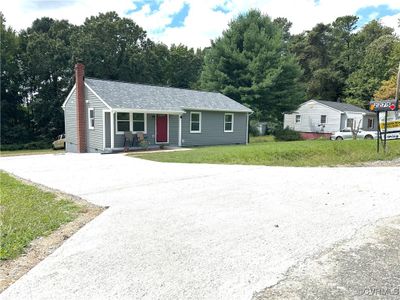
379, 111, 400, 140
369, 100, 400, 140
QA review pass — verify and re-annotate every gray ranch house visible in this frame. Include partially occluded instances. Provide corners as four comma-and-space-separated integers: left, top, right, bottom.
283, 100, 377, 139
62, 64, 252, 153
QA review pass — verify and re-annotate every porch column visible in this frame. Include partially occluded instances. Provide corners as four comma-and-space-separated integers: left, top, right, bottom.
178, 114, 182, 147
110, 111, 115, 149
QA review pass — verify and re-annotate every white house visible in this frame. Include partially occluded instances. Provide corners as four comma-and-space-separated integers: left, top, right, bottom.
283, 100, 377, 139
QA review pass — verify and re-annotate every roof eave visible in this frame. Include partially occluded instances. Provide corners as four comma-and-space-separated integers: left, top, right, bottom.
109, 107, 185, 114
61, 84, 76, 109
182, 107, 253, 113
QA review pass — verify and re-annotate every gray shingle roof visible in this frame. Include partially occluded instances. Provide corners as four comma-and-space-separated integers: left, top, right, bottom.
85, 78, 252, 113
315, 100, 370, 113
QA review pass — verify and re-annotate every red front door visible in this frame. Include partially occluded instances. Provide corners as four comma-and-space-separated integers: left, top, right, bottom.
156, 114, 168, 143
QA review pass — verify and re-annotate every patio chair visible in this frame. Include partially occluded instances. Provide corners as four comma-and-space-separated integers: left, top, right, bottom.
137, 132, 149, 149
123, 131, 134, 150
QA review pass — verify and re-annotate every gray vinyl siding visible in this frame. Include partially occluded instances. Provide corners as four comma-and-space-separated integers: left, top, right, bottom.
64, 86, 107, 153
86, 88, 107, 153
181, 111, 247, 146
105, 112, 111, 148
362, 115, 377, 130
64, 89, 78, 153
169, 115, 179, 145
146, 114, 156, 145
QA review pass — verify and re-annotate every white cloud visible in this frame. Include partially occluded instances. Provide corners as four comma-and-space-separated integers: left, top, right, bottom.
1, 0, 133, 31
380, 12, 400, 35
1, 0, 399, 48
147, 0, 232, 47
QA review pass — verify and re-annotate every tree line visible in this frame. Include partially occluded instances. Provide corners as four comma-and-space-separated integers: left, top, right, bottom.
1, 10, 399, 146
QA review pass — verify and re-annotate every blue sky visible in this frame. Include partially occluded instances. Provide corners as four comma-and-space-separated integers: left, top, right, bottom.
1, 0, 399, 48
356, 4, 400, 27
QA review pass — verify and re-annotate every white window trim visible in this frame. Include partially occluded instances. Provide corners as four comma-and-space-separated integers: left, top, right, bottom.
115, 112, 147, 134
367, 118, 374, 129
346, 118, 354, 128
88, 108, 95, 129
190, 112, 201, 133
224, 113, 234, 132
116, 112, 130, 134
132, 113, 147, 134
295, 114, 301, 123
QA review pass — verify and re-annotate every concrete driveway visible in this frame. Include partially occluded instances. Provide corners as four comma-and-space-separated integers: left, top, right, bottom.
1, 153, 399, 299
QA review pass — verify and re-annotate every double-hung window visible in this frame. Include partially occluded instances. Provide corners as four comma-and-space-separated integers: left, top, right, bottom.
367, 118, 374, 129
116, 112, 130, 133
88, 108, 95, 129
132, 113, 145, 132
190, 112, 201, 133
295, 114, 301, 123
320, 115, 327, 124
224, 113, 234, 132
115, 112, 146, 134
346, 118, 354, 128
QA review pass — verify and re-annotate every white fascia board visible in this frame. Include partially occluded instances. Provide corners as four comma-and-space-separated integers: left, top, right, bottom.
111, 108, 185, 115
62, 84, 76, 109
344, 111, 372, 115
182, 107, 252, 113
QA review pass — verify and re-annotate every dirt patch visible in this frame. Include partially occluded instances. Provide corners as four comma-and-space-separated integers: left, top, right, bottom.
0, 175, 105, 293
333, 157, 400, 168
356, 157, 400, 167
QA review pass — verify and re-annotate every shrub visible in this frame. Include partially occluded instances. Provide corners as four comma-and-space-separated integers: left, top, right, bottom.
0, 140, 51, 151
249, 123, 260, 137
274, 127, 302, 141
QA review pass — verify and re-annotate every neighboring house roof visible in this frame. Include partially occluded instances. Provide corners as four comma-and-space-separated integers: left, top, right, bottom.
84, 78, 252, 113
312, 100, 370, 113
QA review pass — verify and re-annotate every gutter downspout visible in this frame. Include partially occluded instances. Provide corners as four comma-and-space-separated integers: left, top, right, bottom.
246, 111, 253, 144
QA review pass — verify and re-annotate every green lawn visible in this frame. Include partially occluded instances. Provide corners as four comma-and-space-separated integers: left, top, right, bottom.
0, 172, 81, 260
0, 149, 63, 157
131, 138, 400, 167
249, 135, 275, 143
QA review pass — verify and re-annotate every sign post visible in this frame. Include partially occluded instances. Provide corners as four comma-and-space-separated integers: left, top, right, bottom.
369, 63, 400, 152
376, 111, 380, 153
396, 62, 400, 111
384, 111, 388, 152
369, 99, 398, 153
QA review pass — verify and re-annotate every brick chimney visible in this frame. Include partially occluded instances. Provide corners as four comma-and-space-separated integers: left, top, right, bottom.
75, 63, 86, 153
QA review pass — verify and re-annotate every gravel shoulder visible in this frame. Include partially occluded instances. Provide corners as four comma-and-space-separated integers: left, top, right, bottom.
352, 158, 400, 167
254, 215, 400, 299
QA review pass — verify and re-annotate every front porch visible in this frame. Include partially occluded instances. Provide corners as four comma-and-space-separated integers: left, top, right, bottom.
103, 110, 183, 152
103, 145, 190, 154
